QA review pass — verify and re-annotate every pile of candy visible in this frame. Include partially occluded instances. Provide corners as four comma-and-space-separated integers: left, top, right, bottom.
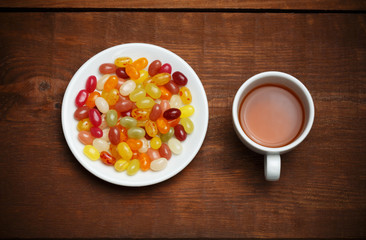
74, 57, 195, 176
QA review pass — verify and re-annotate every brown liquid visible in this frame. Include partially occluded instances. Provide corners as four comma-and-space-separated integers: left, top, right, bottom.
239, 84, 304, 148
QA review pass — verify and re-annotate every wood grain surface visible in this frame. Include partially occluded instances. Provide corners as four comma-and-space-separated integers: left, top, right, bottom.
0, 0, 365, 11
0, 8, 365, 239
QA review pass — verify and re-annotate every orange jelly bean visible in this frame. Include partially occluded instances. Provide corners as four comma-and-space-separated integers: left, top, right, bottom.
139, 153, 151, 171
86, 91, 101, 108
156, 117, 170, 134
127, 138, 143, 151
103, 75, 118, 91
125, 64, 140, 80
159, 86, 172, 100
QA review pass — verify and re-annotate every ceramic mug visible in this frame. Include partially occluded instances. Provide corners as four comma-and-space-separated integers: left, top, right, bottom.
232, 71, 315, 181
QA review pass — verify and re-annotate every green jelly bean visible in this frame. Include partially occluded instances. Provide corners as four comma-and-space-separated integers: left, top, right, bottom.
160, 127, 174, 142
120, 116, 137, 128
106, 109, 118, 127
127, 127, 146, 139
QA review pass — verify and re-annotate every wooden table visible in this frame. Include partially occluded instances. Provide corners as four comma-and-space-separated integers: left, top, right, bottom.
1, 1, 365, 238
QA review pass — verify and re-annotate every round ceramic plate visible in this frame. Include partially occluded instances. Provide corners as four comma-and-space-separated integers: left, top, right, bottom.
61, 43, 209, 187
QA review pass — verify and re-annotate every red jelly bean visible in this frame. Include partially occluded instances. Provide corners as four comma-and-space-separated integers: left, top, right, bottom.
90, 126, 103, 138
75, 89, 89, 107
109, 126, 121, 145
115, 98, 133, 112
89, 108, 102, 127
159, 143, 172, 160
164, 80, 179, 94
116, 67, 129, 79
158, 63, 172, 74
149, 104, 162, 121
163, 108, 181, 120
74, 106, 90, 120
99, 63, 116, 74
85, 75, 97, 93
148, 60, 162, 76
172, 71, 188, 86
174, 124, 187, 141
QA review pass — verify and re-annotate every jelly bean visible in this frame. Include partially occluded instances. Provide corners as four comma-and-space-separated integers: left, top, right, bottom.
172, 71, 188, 86
160, 127, 174, 142
127, 138, 142, 151
78, 131, 94, 145
127, 127, 146, 139
115, 57, 132, 68
145, 83, 161, 99
119, 116, 136, 128
150, 136, 162, 149
179, 86, 192, 104
77, 118, 92, 131
159, 86, 172, 100
101, 128, 110, 142
151, 73, 171, 86
96, 74, 110, 91
136, 97, 155, 109
150, 158, 168, 171
117, 142, 133, 160
147, 148, 160, 161
148, 60, 161, 76
163, 108, 181, 120
118, 125, 128, 142
95, 97, 109, 113
170, 94, 184, 108
83, 145, 100, 161
135, 70, 149, 85
129, 88, 146, 102
125, 64, 140, 80
136, 120, 147, 128
75, 89, 89, 107
131, 108, 150, 121
174, 124, 187, 141
90, 126, 103, 138
115, 98, 133, 112
156, 117, 170, 134
85, 75, 97, 93
99, 63, 116, 74
126, 159, 140, 176
100, 151, 116, 166
167, 118, 180, 127
102, 89, 119, 106
136, 138, 147, 153
164, 80, 179, 94
114, 159, 130, 172
108, 126, 121, 145
149, 104, 162, 121
180, 118, 194, 134
74, 106, 90, 121
168, 138, 183, 155
132, 57, 148, 71
86, 91, 101, 108
89, 108, 102, 127
106, 109, 118, 127
158, 63, 172, 74
145, 120, 158, 137
159, 143, 172, 160
180, 105, 195, 118
120, 80, 136, 96
109, 144, 121, 159
160, 100, 170, 115
103, 75, 118, 91
139, 153, 151, 171
99, 114, 108, 130
117, 77, 126, 89
93, 138, 109, 152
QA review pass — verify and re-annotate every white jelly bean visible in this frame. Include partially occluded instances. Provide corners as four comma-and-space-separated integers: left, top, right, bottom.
92, 138, 109, 152
96, 74, 110, 91
101, 128, 110, 142
119, 80, 136, 96
170, 94, 184, 108
168, 138, 183, 155
95, 97, 109, 113
150, 158, 168, 171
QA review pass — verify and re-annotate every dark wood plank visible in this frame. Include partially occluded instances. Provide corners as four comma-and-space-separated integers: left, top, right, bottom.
0, 12, 365, 238
0, 0, 365, 11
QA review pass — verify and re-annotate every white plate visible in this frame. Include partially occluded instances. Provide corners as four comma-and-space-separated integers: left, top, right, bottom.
61, 43, 209, 187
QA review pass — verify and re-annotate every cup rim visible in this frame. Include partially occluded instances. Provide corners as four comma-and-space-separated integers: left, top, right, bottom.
232, 71, 315, 153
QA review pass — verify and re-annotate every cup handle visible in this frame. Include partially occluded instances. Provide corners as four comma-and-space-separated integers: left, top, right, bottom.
264, 154, 281, 181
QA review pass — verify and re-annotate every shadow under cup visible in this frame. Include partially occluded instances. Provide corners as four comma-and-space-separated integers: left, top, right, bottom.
232, 71, 314, 180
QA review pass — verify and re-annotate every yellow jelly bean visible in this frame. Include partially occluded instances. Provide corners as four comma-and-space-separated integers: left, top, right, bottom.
179, 105, 195, 118
135, 70, 149, 84
179, 86, 192, 104
117, 142, 133, 160
83, 145, 100, 161
77, 118, 92, 131
115, 57, 132, 68
150, 136, 162, 149
114, 159, 130, 172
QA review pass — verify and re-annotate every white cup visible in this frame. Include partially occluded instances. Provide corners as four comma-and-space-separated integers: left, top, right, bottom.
232, 71, 315, 181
